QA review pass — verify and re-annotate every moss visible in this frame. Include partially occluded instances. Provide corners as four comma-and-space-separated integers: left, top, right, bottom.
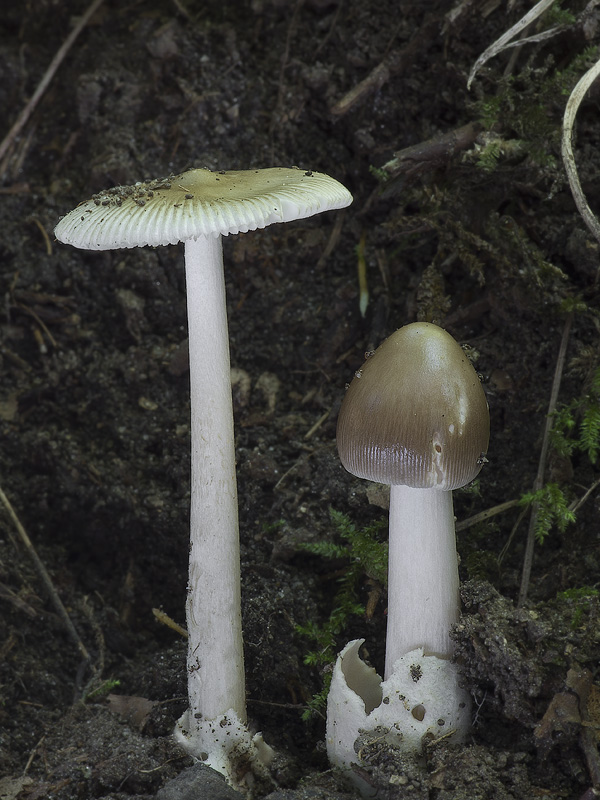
552, 365, 600, 465
295, 508, 387, 719
416, 262, 451, 323
465, 549, 500, 582
555, 586, 599, 630
470, 47, 600, 173
519, 483, 576, 544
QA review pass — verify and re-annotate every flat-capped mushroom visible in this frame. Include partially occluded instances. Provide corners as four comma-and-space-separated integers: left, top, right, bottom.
327, 322, 489, 787
55, 166, 352, 787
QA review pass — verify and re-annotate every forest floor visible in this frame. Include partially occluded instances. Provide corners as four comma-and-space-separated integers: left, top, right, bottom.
1, 0, 600, 798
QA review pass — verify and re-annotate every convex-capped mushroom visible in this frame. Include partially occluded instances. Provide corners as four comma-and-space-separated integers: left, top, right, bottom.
328, 322, 489, 788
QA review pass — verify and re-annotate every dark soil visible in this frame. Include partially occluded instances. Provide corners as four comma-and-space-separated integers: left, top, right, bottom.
1, 0, 600, 798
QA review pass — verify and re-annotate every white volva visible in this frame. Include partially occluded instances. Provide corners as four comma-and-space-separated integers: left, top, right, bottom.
326, 640, 471, 797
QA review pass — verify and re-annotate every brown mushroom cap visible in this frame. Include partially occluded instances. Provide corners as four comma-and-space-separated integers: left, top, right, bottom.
336, 322, 490, 491
54, 167, 352, 250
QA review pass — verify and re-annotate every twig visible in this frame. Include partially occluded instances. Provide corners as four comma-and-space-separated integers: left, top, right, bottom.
0, 580, 37, 617
305, 409, 330, 439
316, 209, 346, 270
518, 312, 573, 605
467, 0, 556, 89
0, 0, 106, 177
330, 58, 393, 117
497, 504, 530, 568
467, 0, 600, 87
247, 697, 305, 710
329, 16, 439, 117
16, 302, 58, 349
357, 230, 368, 317
152, 607, 188, 638
314, 0, 344, 58
269, 0, 304, 144
0, 484, 92, 665
30, 218, 53, 256
378, 123, 482, 201
273, 450, 313, 490
570, 476, 600, 514
23, 735, 46, 776
455, 498, 520, 532
170, 0, 193, 21
492, 473, 600, 568
562, 54, 600, 245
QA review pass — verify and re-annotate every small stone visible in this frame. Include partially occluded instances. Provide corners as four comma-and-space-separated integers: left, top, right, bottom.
155, 764, 244, 800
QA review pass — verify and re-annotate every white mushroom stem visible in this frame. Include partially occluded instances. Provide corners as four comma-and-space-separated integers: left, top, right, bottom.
184, 235, 245, 722
385, 484, 460, 678
175, 236, 274, 787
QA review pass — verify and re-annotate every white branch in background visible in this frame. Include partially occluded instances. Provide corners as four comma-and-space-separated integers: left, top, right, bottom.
467, 0, 556, 89
562, 55, 600, 244
467, 0, 600, 247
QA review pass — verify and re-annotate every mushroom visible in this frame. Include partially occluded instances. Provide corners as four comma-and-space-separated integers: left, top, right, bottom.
54, 166, 352, 786
327, 322, 489, 787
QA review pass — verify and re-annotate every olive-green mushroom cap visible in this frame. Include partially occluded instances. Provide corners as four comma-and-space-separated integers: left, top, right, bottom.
54, 167, 352, 250
336, 322, 490, 491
